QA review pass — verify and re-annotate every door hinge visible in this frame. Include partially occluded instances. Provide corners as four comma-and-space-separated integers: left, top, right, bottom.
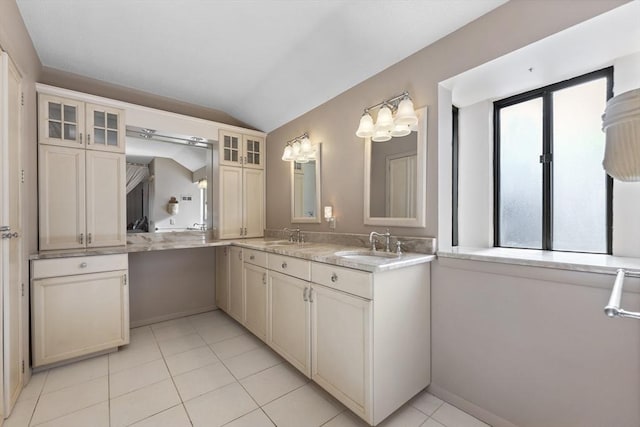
21, 360, 24, 373
21, 92, 24, 107
539, 153, 553, 164
21, 283, 24, 297
123, 274, 127, 286
20, 169, 25, 184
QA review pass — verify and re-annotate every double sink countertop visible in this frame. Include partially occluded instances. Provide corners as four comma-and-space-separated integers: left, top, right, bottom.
30, 234, 435, 273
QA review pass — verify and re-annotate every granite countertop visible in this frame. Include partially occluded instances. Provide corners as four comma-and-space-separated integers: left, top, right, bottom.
31, 234, 435, 273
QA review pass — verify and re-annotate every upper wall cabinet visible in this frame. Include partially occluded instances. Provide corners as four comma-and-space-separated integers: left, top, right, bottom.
38, 94, 125, 153
219, 130, 264, 169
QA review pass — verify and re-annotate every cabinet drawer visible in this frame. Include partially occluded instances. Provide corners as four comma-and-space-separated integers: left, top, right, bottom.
244, 248, 267, 268
311, 262, 372, 300
268, 254, 310, 281
32, 254, 128, 279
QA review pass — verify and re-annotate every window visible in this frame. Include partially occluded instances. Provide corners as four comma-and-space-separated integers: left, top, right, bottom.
494, 68, 613, 254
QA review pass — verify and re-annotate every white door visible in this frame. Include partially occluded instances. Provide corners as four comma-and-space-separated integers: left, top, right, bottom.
228, 247, 243, 323
37, 94, 85, 148
268, 271, 310, 377
85, 151, 126, 247
1, 51, 23, 416
386, 155, 416, 218
243, 263, 267, 341
219, 166, 243, 239
311, 284, 372, 421
219, 130, 243, 167
85, 104, 125, 153
242, 135, 264, 170
38, 145, 86, 250
243, 168, 264, 238
215, 247, 230, 312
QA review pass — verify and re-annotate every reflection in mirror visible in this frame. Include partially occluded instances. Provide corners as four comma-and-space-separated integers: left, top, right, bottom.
291, 144, 321, 223
126, 134, 213, 233
364, 107, 426, 227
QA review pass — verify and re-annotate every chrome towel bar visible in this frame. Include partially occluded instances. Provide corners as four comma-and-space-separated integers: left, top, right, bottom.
604, 269, 640, 320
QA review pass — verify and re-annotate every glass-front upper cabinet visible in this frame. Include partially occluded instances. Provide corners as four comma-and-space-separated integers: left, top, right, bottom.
219, 130, 265, 169
85, 103, 125, 152
38, 95, 125, 153
38, 94, 86, 148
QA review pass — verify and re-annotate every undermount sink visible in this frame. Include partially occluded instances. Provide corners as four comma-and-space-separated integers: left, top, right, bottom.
334, 250, 400, 262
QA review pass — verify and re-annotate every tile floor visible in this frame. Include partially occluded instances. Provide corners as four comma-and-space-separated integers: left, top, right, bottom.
5, 310, 489, 427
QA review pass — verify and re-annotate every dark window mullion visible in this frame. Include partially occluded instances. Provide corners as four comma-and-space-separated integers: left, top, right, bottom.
542, 91, 553, 251
452, 106, 459, 247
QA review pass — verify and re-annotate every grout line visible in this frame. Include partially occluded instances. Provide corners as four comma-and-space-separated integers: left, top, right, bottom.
26, 370, 48, 427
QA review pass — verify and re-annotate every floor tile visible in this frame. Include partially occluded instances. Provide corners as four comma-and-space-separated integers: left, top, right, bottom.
33, 401, 109, 427
421, 418, 446, 427
164, 345, 220, 376
173, 361, 236, 401
224, 408, 275, 427
379, 405, 428, 427
223, 346, 282, 379
157, 333, 206, 357
108, 342, 163, 373
109, 358, 170, 398
189, 310, 233, 330
129, 404, 192, 427
42, 356, 108, 394
110, 378, 181, 427
197, 321, 247, 344
411, 391, 444, 416
431, 403, 489, 427
4, 397, 37, 427
323, 411, 369, 427
152, 318, 197, 341
240, 363, 308, 405
210, 333, 264, 360
30, 376, 108, 426
262, 383, 343, 427
18, 372, 47, 402
184, 382, 257, 427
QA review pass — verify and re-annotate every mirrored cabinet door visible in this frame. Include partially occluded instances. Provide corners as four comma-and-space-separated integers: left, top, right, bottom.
85, 103, 125, 153
38, 94, 85, 148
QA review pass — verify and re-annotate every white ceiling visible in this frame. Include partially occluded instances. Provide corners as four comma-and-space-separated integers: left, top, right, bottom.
16, 0, 507, 132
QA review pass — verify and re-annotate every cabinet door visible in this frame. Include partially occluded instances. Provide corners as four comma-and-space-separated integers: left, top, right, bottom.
32, 270, 129, 367
85, 103, 125, 153
219, 130, 243, 167
86, 151, 126, 247
243, 168, 264, 238
228, 246, 244, 323
243, 135, 264, 170
268, 271, 310, 377
38, 94, 85, 148
38, 145, 86, 250
219, 166, 243, 239
243, 263, 267, 341
311, 284, 372, 421
215, 247, 230, 312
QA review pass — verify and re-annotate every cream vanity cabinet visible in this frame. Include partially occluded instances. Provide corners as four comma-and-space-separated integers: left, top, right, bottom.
228, 246, 244, 322
215, 247, 230, 312
218, 130, 265, 239
31, 254, 130, 367
38, 92, 126, 250
242, 249, 268, 341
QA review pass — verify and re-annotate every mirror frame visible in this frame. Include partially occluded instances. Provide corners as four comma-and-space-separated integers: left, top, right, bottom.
291, 143, 322, 223
364, 107, 427, 227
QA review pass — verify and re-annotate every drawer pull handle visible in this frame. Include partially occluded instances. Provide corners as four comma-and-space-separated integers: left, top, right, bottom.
250, 255, 255, 260
282, 262, 287, 269
309, 288, 314, 303
80, 262, 88, 268
262, 273, 266, 285
303, 287, 308, 302
331, 273, 338, 283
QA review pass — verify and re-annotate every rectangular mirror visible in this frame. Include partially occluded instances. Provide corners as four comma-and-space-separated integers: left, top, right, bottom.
125, 127, 214, 233
291, 144, 321, 223
364, 107, 426, 227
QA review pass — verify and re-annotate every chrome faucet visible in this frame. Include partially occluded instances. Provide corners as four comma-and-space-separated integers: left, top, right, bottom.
283, 227, 301, 243
369, 229, 392, 252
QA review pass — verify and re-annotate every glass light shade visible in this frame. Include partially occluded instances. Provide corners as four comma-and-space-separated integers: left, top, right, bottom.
375, 105, 394, 132
301, 136, 312, 153
356, 112, 374, 138
307, 147, 317, 159
372, 129, 392, 142
395, 97, 418, 126
292, 141, 301, 156
295, 154, 309, 164
282, 145, 294, 161
197, 178, 208, 189
390, 123, 411, 137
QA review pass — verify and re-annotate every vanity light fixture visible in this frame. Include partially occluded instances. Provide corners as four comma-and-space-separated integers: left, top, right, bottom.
282, 132, 317, 163
197, 178, 208, 189
355, 91, 418, 141
324, 206, 336, 229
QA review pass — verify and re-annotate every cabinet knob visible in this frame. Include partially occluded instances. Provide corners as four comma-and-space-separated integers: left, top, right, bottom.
331, 273, 338, 283
281, 262, 287, 269
250, 255, 255, 260
80, 262, 87, 268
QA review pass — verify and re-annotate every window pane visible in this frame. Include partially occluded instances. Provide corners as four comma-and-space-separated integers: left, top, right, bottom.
552, 78, 607, 253
49, 102, 61, 120
499, 98, 543, 248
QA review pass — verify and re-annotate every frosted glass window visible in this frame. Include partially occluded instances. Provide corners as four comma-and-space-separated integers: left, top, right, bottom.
499, 98, 543, 249
552, 79, 607, 253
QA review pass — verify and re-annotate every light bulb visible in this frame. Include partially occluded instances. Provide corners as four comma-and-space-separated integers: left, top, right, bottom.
356, 112, 374, 138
